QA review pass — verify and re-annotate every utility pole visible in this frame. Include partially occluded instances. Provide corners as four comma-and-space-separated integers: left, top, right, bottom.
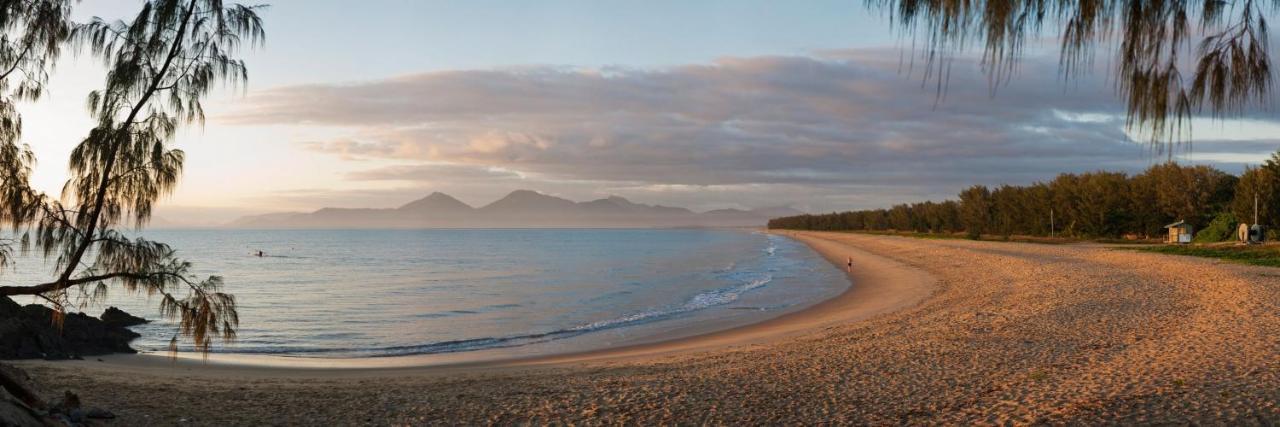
1050, 208, 1055, 238
1252, 193, 1261, 244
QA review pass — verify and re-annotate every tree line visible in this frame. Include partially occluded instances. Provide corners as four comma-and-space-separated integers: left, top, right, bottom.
770, 152, 1280, 242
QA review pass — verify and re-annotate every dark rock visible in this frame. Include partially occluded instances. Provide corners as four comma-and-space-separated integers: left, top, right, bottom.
100, 307, 148, 328
2, 363, 115, 427
0, 363, 45, 416
0, 385, 44, 427
85, 407, 115, 419
0, 363, 37, 396
0, 296, 143, 360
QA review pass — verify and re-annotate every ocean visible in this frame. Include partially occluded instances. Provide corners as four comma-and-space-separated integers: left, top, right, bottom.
3, 229, 846, 359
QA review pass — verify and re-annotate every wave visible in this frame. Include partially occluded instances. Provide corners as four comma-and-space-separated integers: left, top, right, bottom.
572, 273, 771, 331
155, 236, 796, 358
166, 273, 776, 358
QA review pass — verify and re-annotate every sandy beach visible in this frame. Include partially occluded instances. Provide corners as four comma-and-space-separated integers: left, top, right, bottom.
12, 231, 1280, 424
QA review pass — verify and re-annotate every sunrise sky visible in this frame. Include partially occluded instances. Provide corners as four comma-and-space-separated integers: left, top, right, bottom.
20, 0, 1280, 225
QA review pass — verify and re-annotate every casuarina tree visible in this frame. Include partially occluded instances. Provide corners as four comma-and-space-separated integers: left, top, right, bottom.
0, 0, 265, 356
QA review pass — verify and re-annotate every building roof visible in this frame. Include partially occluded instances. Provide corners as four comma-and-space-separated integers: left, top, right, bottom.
1164, 220, 1187, 229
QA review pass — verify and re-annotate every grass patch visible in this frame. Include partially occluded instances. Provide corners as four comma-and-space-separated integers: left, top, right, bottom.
1128, 244, 1280, 268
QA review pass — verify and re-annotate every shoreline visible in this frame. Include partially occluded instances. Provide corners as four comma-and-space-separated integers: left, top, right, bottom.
13, 230, 936, 377
15, 231, 1280, 424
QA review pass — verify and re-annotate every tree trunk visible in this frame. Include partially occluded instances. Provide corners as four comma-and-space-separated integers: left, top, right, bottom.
0, 364, 45, 410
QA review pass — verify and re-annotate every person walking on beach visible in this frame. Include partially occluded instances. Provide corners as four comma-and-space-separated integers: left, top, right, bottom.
846, 257, 853, 272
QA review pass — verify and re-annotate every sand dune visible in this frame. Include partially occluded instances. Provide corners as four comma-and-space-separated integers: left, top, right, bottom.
14, 232, 1280, 424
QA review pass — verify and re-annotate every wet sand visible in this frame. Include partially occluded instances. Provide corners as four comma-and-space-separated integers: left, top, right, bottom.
14, 231, 1280, 424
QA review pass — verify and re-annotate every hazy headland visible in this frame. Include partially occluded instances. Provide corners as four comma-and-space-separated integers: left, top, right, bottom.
228, 190, 803, 229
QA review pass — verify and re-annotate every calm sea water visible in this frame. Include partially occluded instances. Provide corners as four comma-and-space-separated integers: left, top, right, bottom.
2, 229, 846, 358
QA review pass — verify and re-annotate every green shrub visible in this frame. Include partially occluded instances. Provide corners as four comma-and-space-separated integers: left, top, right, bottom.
1193, 212, 1238, 243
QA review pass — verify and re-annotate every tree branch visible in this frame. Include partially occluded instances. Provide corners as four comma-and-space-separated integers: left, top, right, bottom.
0, 270, 186, 297
0, 38, 36, 81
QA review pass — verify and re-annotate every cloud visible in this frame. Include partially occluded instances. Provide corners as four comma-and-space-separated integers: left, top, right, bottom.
346, 163, 526, 182
219, 49, 1275, 211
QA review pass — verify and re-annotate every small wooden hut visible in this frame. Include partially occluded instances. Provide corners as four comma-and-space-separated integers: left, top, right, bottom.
1164, 220, 1192, 244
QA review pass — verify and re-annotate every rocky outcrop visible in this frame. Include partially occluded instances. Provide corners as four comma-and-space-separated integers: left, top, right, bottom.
0, 388, 42, 427
0, 296, 143, 360
0, 363, 117, 426
99, 307, 148, 328
0, 363, 43, 427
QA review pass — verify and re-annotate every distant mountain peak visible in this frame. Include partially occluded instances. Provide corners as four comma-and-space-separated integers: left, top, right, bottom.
228, 190, 786, 228
398, 191, 473, 212
481, 189, 576, 212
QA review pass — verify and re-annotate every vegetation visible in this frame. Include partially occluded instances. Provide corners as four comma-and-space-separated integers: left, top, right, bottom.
769, 160, 1273, 241
873, 1, 1279, 150
1194, 212, 1239, 243
852, 1, 1280, 260
0, 0, 265, 354
1233, 153, 1280, 225
1129, 244, 1280, 268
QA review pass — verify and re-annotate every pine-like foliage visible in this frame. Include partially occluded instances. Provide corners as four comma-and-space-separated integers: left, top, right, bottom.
0, 0, 265, 356
871, 0, 1276, 150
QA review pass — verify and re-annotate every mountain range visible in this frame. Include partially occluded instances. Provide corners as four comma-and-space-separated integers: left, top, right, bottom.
228, 190, 804, 229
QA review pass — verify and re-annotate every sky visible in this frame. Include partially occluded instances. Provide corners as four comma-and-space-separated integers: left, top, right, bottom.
18, 1, 1280, 225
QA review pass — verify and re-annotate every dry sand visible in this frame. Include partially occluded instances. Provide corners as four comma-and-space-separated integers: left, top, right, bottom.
13, 231, 1280, 424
